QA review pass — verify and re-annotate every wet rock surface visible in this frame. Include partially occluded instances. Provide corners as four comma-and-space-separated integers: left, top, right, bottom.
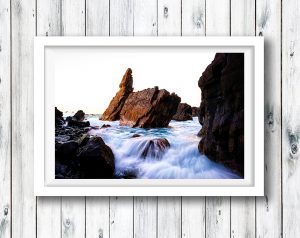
198, 53, 244, 176
138, 138, 170, 159
172, 103, 193, 121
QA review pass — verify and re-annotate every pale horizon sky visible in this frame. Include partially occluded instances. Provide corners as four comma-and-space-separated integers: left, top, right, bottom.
51, 47, 216, 114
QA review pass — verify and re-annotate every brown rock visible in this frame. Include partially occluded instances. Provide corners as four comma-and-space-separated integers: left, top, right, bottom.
138, 138, 170, 159
120, 87, 181, 128
73, 110, 85, 122
172, 103, 193, 121
198, 53, 244, 176
101, 68, 133, 121
191, 107, 200, 117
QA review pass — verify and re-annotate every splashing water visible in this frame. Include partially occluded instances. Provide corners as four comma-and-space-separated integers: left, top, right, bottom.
88, 117, 241, 179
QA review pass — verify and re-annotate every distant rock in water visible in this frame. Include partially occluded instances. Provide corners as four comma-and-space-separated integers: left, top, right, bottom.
138, 138, 170, 159
101, 68, 133, 121
55, 107, 64, 126
68, 110, 90, 128
120, 87, 181, 128
73, 110, 85, 122
198, 53, 244, 176
191, 107, 200, 117
172, 103, 193, 121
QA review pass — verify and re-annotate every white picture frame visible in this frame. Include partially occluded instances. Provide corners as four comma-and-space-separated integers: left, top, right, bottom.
34, 36, 264, 196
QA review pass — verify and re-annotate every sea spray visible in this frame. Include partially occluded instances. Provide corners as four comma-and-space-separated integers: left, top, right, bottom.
88, 117, 241, 179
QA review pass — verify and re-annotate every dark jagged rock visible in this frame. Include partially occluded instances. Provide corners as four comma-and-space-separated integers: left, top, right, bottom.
191, 107, 200, 117
101, 68, 133, 121
73, 110, 85, 122
120, 87, 181, 128
131, 134, 141, 138
138, 138, 170, 159
77, 136, 115, 178
101, 124, 111, 129
68, 120, 90, 128
198, 53, 244, 176
172, 103, 193, 121
55, 107, 64, 126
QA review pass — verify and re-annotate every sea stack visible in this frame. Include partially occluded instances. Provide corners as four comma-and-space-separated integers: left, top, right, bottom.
101, 68, 133, 121
198, 53, 244, 176
102, 68, 181, 128
172, 103, 193, 121
120, 87, 181, 128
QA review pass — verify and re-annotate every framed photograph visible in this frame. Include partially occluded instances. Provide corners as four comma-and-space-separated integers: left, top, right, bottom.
34, 37, 264, 196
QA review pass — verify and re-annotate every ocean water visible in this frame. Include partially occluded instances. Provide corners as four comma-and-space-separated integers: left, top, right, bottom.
87, 117, 241, 179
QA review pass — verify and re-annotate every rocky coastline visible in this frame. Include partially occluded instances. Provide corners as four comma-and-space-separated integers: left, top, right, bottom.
55, 54, 245, 179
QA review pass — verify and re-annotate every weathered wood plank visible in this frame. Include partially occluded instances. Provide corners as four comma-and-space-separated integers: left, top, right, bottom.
157, 0, 181, 36
157, 197, 181, 238
206, 0, 230, 36
60, 1, 86, 238
182, 0, 205, 36
181, 1, 206, 237
62, 0, 86, 36
110, 0, 134, 36
62, 197, 85, 238
133, 2, 158, 238
133, 0, 157, 36
86, 0, 109, 36
110, 197, 134, 238
134, 197, 157, 238
256, 0, 282, 237
282, 0, 300, 237
230, 1, 256, 237
182, 197, 205, 238
157, 1, 182, 237
36, 1, 62, 237
37, 197, 61, 238
11, 0, 36, 237
205, 1, 231, 237
0, 0, 11, 237
86, 197, 110, 238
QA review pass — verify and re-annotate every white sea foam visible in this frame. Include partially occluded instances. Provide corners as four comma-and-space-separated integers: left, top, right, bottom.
88, 117, 241, 179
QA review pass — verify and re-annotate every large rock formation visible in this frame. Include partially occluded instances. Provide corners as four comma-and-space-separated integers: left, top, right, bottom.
191, 107, 200, 117
101, 68, 133, 121
119, 87, 181, 128
172, 103, 193, 121
198, 53, 244, 176
67, 110, 90, 128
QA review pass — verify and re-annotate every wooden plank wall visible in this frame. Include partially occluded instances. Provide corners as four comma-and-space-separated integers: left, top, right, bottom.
0, 0, 293, 237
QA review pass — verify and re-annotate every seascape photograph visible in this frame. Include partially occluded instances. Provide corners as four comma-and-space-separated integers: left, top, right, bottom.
54, 48, 244, 180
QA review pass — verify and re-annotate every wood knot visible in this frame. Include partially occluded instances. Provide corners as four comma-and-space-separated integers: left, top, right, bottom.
267, 111, 274, 130
163, 6, 168, 18
259, 31, 263, 36
288, 131, 299, 159
98, 228, 103, 238
291, 143, 298, 155
3, 206, 8, 216
65, 218, 71, 227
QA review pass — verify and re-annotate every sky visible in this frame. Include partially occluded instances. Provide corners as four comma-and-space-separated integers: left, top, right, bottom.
50, 46, 216, 114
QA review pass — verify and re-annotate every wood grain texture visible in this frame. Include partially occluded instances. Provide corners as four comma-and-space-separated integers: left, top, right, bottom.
110, 0, 133, 36
182, 0, 205, 36
86, 0, 109, 36
110, 197, 133, 238
157, 197, 181, 238
86, 197, 110, 238
0, 0, 10, 237
158, 0, 181, 36
256, 0, 282, 237
62, 197, 85, 238
36, 1, 62, 237
282, 0, 300, 237
230, 1, 256, 237
205, 1, 231, 237
11, 0, 36, 237
182, 197, 205, 238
